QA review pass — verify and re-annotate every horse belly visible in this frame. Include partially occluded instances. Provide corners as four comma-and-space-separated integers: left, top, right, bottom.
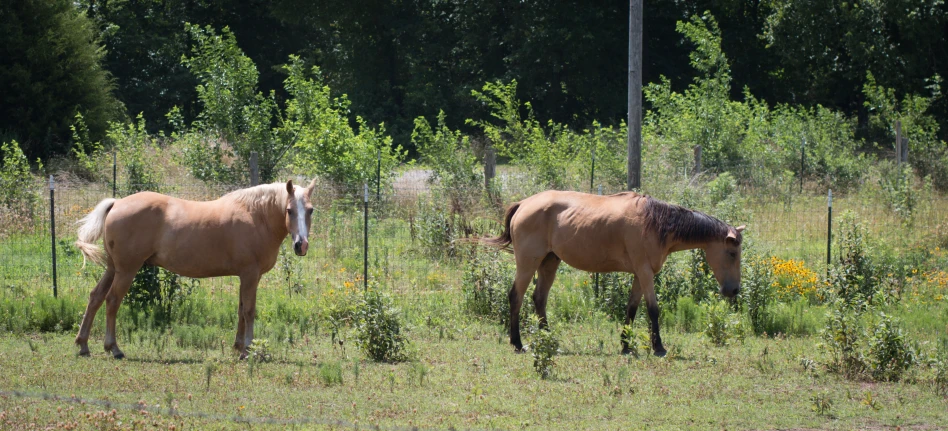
552, 229, 632, 273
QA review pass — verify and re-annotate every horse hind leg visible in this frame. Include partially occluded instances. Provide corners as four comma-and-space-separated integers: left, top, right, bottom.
102, 270, 137, 359
75, 266, 115, 356
532, 253, 561, 330
508, 263, 540, 352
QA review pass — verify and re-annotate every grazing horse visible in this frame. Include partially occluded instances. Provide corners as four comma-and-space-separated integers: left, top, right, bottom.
483, 190, 744, 357
74, 179, 316, 359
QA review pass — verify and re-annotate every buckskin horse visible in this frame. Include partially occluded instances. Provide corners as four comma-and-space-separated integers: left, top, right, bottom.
74, 179, 317, 359
483, 190, 744, 356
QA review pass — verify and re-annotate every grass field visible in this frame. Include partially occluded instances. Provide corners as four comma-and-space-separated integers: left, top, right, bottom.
2, 174, 948, 430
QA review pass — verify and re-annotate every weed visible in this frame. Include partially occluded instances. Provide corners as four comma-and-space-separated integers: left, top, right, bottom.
354, 289, 410, 363
526, 315, 559, 379
462, 248, 513, 324
810, 392, 833, 416
703, 300, 744, 346
248, 338, 273, 363
408, 361, 428, 386
866, 312, 917, 381
318, 361, 343, 386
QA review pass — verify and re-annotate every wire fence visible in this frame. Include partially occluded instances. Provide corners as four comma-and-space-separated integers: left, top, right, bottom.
1, 165, 946, 308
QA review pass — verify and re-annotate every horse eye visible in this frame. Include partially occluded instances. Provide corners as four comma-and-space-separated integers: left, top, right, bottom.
306, 208, 314, 215
286, 208, 293, 214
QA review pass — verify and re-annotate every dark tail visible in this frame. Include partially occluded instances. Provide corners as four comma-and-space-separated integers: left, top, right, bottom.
480, 202, 520, 252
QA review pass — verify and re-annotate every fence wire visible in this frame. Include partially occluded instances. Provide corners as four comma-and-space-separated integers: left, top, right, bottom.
0, 169, 946, 310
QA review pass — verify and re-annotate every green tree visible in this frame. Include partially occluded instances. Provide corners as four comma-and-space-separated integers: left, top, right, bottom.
0, 0, 124, 159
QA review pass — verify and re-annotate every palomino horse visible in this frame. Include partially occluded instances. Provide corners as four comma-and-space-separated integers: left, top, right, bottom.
74, 179, 317, 359
484, 190, 744, 356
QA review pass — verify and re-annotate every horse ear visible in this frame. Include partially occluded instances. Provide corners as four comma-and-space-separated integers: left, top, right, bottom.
286, 179, 294, 195
305, 178, 317, 198
735, 225, 745, 233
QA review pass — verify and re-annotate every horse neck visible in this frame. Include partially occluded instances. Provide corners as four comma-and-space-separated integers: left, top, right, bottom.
667, 237, 714, 253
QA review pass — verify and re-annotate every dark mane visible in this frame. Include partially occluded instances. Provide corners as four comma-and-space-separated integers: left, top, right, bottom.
642, 196, 735, 245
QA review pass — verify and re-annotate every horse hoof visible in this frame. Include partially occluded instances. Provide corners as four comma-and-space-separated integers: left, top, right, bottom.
653, 349, 667, 358
77, 350, 91, 357
238, 353, 249, 361
621, 348, 633, 355
113, 353, 125, 360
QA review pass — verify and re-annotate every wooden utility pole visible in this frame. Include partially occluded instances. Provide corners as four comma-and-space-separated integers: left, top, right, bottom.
627, 0, 643, 190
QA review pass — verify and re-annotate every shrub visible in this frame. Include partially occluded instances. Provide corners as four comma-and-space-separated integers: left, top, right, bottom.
592, 273, 633, 321
826, 212, 884, 307
462, 248, 514, 324
865, 312, 916, 381
108, 114, 162, 195
674, 297, 702, 333
318, 361, 344, 386
70, 112, 108, 182
0, 139, 39, 220
414, 199, 465, 260
467, 80, 578, 190
412, 111, 483, 213
820, 299, 866, 379
741, 254, 776, 335
703, 300, 744, 346
125, 265, 198, 329
526, 315, 559, 379
878, 162, 918, 221
354, 289, 410, 363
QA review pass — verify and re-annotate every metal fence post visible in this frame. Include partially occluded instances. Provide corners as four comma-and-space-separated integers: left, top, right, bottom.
49, 175, 57, 298
800, 137, 805, 193
826, 189, 832, 268
112, 150, 117, 198
590, 144, 596, 193
376, 148, 381, 202
363, 183, 369, 293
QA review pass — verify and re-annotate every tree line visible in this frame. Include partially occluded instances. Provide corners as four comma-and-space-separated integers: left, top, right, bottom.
2, 0, 946, 161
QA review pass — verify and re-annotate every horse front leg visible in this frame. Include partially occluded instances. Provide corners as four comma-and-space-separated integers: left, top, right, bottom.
640, 276, 667, 357
621, 276, 644, 355
236, 273, 261, 360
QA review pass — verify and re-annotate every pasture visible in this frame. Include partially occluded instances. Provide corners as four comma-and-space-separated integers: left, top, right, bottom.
1, 171, 947, 430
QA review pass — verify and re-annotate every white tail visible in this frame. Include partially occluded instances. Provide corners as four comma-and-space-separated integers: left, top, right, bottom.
75, 198, 117, 268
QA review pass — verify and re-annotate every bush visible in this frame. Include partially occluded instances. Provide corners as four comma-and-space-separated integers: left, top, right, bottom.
412, 111, 483, 213
414, 199, 465, 260
703, 300, 744, 346
526, 315, 559, 379
878, 162, 918, 221
108, 114, 162, 195
0, 140, 39, 219
462, 248, 514, 324
820, 299, 866, 379
674, 297, 702, 333
125, 265, 198, 329
592, 273, 632, 321
741, 254, 776, 335
354, 289, 410, 363
826, 213, 885, 307
865, 312, 917, 381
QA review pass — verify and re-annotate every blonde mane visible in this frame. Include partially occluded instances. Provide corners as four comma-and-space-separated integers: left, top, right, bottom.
223, 183, 290, 212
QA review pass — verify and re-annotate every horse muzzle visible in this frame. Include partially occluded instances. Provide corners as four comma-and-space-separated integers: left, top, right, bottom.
293, 237, 309, 256
720, 282, 740, 298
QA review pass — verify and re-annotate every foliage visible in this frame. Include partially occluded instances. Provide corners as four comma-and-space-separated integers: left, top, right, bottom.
769, 257, 820, 303
247, 338, 273, 363
863, 71, 948, 190
0, 140, 39, 217
826, 213, 884, 307
354, 289, 410, 363
462, 248, 514, 325
703, 300, 744, 347
820, 299, 866, 379
865, 312, 917, 382
412, 111, 483, 212
526, 315, 559, 379
108, 114, 162, 195
878, 162, 918, 221
318, 361, 344, 386
414, 199, 465, 260
70, 112, 108, 182
468, 80, 577, 190
0, 0, 123, 160
177, 24, 294, 184
741, 254, 776, 335
285, 56, 405, 192
592, 273, 632, 322
125, 265, 198, 329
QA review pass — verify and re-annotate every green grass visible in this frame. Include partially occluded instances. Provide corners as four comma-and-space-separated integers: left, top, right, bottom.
2, 179, 948, 429
2, 319, 947, 430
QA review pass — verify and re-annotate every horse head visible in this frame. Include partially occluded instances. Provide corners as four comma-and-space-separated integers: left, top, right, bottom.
285, 179, 317, 256
704, 225, 745, 297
